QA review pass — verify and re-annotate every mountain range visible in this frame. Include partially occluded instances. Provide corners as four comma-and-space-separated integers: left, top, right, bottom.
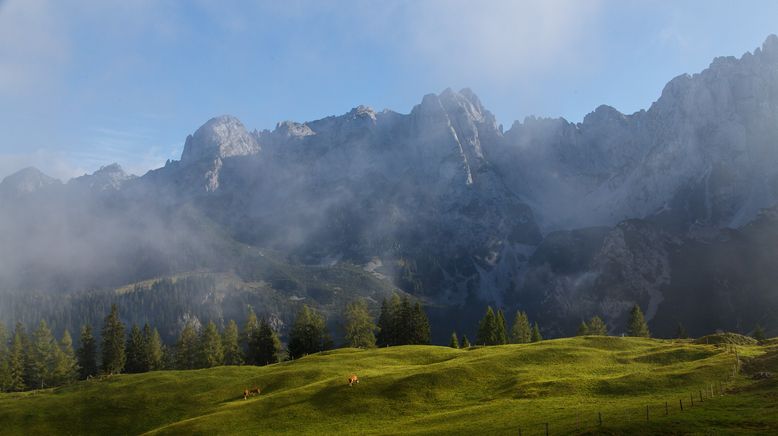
3, 36, 778, 341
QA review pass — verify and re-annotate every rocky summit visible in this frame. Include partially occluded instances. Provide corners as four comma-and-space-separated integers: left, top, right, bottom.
3, 36, 778, 341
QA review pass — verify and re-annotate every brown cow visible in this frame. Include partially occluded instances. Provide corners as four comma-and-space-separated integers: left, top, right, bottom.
243, 386, 261, 400
348, 374, 359, 386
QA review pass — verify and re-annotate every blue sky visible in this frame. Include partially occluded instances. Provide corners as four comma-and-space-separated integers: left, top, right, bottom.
1, 0, 777, 180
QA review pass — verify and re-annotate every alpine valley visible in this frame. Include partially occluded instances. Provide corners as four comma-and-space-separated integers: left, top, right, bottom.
4, 36, 778, 343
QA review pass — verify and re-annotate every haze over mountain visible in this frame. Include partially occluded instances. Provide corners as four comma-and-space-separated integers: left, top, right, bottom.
3, 36, 778, 341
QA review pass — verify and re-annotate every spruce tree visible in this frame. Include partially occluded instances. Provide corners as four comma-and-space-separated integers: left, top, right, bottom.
143, 324, 164, 371
496, 309, 508, 345
222, 320, 243, 365
101, 304, 126, 375
76, 325, 98, 379
376, 294, 401, 347
409, 302, 431, 345
397, 296, 413, 345
343, 299, 378, 348
176, 321, 199, 370
7, 324, 26, 391
287, 305, 332, 359
51, 330, 78, 385
125, 324, 146, 373
531, 322, 543, 342
449, 332, 459, 349
242, 308, 260, 365
587, 316, 608, 336
29, 320, 55, 388
675, 322, 688, 339
477, 306, 499, 346
627, 305, 650, 337
576, 321, 589, 336
753, 325, 766, 342
461, 335, 471, 348
511, 311, 532, 343
198, 321, 224, 368
256, 318, 281, 365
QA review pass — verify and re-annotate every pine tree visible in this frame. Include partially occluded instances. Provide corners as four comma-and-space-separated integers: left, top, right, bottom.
627, 305, 650, 337
461, 335, 471, 348
175, 321, 199, 370
76, 325, 98, 379
376, 294, 402, 347
531, 322, 543, 342
587, 316, 608, 336
753, 325, 766, 342
449, 332, 459, 349
198, 321, 224, 368
397, 296, 413, 345
125, 324, 146, 373
255, 318, 281, 365
288, 305, 332, 359
409, 302, 431, 345
242, 308, 260, 365
101, 304, 126, 375
343, 299, 378, 348
496, 309, 508, 345
675, 322, 688, 339
222, 320, 243, 365
143, 325, 164, 371
29, 320, 56, 388
576, 321, 589, 336
51, 330, 78, 385
7, 324, 26, 391
511, 311, 532, 344
477, 306, 499, 346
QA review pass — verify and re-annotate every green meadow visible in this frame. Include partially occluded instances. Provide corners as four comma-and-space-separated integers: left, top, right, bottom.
2, 336, 776, 435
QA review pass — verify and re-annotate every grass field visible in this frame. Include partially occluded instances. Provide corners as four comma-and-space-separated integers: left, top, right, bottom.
1, 336, 776, 435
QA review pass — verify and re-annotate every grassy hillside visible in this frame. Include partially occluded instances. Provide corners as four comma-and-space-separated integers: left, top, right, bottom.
1, 337, 776, 435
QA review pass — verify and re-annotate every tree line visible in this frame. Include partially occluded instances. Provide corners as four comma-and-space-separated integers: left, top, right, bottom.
0, 294, 431, 392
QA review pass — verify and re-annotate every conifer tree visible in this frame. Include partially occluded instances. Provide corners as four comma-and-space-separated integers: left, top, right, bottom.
125, 324, 146, 373
143, 324, 164, 371
76, 325, 98, 379
576, 321, 589, 336
7, 324, 26, 391
242, 308, 260, 365
586, 316, 608, 336
176, 321, 199, 370
101, 304, 126, 375
397, 296, 413, 345
753, 325, 766, 342
256, 318, 281, 365
409, 302, 431, 345
511, 311, 532, 343
449, 332, 459, 349
461, 335, 471, 348
222, 320, 243, 365
343, 299, 378, 348
675, 322, 688, 339
496, 309, 508, 345
626, 305, 650, 337
375, 297, 397, 347
29, 320, 55, 388
288, 305, 332, 359
51, 330, 78, 385
477, 306, 499, 346
531, 322, 543, 342
198, 321, 224, 368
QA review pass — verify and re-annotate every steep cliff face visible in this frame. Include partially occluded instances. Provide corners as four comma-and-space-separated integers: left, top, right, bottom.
491, 35, 778, 233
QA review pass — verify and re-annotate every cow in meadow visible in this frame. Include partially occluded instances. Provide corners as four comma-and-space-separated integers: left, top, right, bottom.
348, 374, 359, 386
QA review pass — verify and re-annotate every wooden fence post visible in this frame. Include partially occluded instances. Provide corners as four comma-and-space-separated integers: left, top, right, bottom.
598, 412, 602, 426
665, 401, 668, 416
680, 399, 684, 411
545, 422, 549, 436
699, 390, 703, 402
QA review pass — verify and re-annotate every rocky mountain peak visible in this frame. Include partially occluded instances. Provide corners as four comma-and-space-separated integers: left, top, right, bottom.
180, 115, 260, 164
70, 163, 135, 191
0, 167, 59, 197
